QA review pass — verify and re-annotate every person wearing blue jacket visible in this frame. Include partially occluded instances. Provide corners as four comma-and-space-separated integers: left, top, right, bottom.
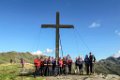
84, 55, 90, 75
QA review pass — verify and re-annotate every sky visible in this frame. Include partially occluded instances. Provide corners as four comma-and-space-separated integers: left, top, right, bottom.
0, 0, 120, 60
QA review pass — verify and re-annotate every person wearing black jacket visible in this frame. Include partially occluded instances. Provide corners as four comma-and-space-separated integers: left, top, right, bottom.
44, 58, 48, 76
89, 52, 96, 74
40, 57, 44, 76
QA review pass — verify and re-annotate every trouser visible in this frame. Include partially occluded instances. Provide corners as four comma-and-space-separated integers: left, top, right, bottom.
65, 65, 69, 74
21, 63, 24, 68
40, 66, 44, 76
79, 64, 83, 74
54, 66, 59, 76
74, 65, 78, 74
74, 65, 79, 74
63, 66, 66, 75
44, 66, 49, 76
90, 62, 93, 73
49, 66, 52, 76
85, 63, 89, 75
68, 65, 72, 74
34, 66, 39, 78
52, 65, 56, 75
59, 67, 63, 75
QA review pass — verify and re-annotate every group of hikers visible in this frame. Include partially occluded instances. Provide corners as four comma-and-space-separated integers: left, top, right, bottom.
33, 52, 96, 78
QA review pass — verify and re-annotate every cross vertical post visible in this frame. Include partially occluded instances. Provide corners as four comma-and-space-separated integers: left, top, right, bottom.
56, 12, 59, 60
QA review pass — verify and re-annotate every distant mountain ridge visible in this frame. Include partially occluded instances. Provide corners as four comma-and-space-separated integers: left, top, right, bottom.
95, 56, 120, 76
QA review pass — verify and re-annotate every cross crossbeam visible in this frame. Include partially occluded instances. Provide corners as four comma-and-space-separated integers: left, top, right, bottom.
41, 24, 74, 28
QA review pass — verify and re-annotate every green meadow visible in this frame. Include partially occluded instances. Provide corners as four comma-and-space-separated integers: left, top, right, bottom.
0, 63, 45, 80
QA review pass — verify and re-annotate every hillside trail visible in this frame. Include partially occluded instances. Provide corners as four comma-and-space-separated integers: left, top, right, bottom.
0, 63, 14, 66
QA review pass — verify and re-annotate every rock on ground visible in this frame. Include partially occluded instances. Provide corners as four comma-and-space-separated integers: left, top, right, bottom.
44, 74, 120, 80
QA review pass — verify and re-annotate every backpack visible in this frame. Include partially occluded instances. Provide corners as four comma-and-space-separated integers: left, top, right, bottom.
89, 55, 96, 62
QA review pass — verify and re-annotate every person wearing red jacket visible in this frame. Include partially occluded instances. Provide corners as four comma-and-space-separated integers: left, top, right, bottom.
34, 57, 40, 78
59, 57, 63, 75
62, 57, 67, 75
68, 58, 72, 74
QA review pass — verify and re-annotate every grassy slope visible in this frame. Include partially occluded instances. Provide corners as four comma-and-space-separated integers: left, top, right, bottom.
0, 63, 45, 80
0, 52, 46, 80
0, 51, 36, 64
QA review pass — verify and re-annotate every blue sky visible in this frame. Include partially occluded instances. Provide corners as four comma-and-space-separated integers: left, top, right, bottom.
0, 0, 120, 60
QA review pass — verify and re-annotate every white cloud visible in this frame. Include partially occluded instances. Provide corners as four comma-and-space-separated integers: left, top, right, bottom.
44, 48, 53, 54
115, 30, 120, 36
32, 50, 43, 55
89, 22, 101, 28
112, 50, 120, 58
31, 48, 54, 56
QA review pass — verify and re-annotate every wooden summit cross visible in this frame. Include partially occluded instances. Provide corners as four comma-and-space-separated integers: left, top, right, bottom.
41, 12, 74, 60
